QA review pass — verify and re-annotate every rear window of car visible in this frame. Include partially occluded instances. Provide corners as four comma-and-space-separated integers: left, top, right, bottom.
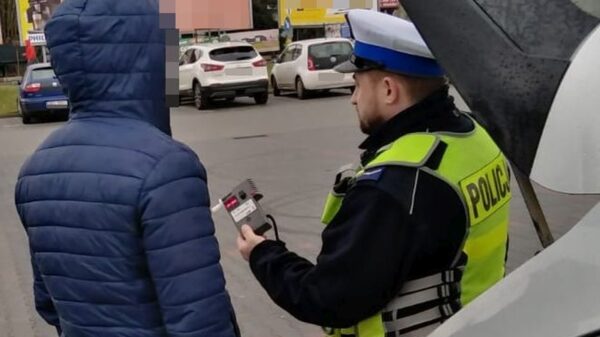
209, 46, 258, 62
30, 68, 56, 81
308, 42, 353, 58
308, 41, 353, 70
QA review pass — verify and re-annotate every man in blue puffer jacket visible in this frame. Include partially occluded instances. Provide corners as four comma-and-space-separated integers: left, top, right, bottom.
14, 1, 240, 336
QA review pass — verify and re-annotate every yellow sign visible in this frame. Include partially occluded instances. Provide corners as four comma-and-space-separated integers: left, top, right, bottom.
279, 0, 373, 27
16, 0, 64, 45
460, 154, 512, 226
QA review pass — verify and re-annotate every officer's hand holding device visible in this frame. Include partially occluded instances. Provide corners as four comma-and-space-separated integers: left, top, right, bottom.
237, 225, 266, 261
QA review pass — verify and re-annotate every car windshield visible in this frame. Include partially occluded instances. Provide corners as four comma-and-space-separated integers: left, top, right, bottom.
209, 46, 258, 62
30, 68, 56, 81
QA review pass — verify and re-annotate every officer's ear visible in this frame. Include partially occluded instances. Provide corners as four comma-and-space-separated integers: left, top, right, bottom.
381, 75, 404, 106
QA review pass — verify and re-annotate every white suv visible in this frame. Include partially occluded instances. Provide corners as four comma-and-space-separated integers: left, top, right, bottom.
271, 38, 355, 99
179, 42, 269, 109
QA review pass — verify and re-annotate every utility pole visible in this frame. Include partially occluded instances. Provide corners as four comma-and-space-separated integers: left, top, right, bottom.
15, 41, 20, 77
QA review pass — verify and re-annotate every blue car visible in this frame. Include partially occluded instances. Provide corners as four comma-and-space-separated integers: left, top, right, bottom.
17, 63, 69, 124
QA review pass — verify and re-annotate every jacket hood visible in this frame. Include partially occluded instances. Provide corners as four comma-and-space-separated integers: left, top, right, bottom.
45, 0, 171, 135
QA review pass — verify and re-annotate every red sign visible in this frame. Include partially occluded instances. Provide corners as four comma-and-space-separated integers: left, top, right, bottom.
379, 0, 400, 10
24, 40, 36, 63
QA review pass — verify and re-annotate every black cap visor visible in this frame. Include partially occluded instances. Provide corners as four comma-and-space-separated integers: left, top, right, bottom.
334, 54, 383, 73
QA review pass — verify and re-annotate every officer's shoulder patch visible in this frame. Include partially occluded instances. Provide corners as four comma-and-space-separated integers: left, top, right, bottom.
356, 167, 385, 182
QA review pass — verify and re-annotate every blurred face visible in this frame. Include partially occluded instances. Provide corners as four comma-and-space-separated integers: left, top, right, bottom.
160, 0, 179, 107
350, 71, 387, 135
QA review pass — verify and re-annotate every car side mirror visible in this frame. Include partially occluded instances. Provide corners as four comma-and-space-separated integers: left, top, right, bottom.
17, 80, 21, 85
275, 56, 282, 63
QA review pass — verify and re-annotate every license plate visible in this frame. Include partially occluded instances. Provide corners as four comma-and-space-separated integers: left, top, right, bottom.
318, 73, 344, 81
46, 100, 68, 109
226, 67, 252, 76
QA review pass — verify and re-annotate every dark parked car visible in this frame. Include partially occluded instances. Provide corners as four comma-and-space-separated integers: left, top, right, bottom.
17, 63, 69, 124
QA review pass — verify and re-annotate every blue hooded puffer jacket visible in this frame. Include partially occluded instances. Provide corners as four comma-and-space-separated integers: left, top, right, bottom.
14, 1, 240, 337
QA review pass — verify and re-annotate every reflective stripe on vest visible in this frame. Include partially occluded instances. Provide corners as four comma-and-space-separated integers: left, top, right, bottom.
320, 119, 510, 337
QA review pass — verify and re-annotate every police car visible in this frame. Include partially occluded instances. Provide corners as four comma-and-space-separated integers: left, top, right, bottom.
397, 1, 600, 336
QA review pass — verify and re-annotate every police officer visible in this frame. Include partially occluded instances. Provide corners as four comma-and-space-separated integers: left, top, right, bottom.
238, 9, 511, 337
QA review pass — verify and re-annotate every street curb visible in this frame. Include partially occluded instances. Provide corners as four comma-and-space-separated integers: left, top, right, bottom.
0, 112, 19, 119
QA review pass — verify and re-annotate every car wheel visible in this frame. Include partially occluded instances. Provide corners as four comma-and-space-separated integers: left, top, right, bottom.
254, 92, 269, 105
193, 82, 209, 110
271, 76, 281, 97
17, 100, 31, 124
296, 77, 309, 100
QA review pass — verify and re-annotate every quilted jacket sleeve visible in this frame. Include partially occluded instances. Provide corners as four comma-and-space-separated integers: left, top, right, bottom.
16, 174, 62, 334
29, 247, 62, 335
139, 149, 239, 337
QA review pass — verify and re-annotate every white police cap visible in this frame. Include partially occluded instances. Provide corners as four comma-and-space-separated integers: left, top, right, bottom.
335, 9, 444, 77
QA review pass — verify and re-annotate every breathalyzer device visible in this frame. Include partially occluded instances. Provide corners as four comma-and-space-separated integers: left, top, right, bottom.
211, 179, 273, 236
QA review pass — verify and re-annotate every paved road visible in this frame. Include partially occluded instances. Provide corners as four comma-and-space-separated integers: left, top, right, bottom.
0, 91, 598, 337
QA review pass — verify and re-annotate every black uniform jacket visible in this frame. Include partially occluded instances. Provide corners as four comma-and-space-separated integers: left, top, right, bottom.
249, 87, 474, 328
